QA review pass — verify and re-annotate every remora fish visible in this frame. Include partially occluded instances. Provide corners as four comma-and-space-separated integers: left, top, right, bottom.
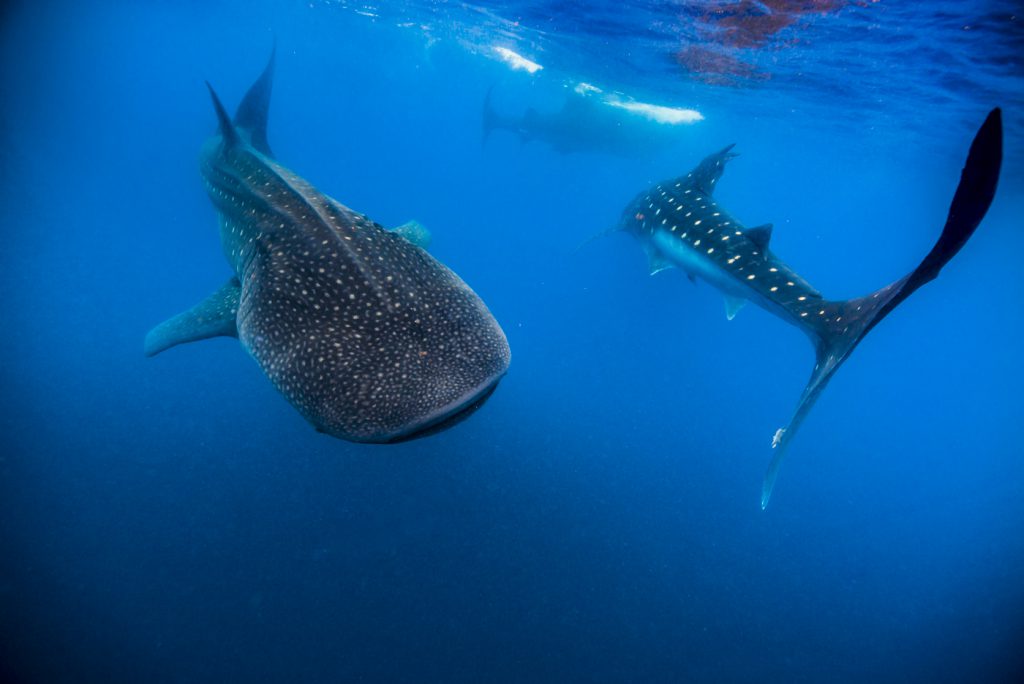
146, 51, 511, 442
612, 109, 1002, 507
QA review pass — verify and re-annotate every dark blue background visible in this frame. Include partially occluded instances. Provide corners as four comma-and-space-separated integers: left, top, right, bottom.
2, 1, 1022, 682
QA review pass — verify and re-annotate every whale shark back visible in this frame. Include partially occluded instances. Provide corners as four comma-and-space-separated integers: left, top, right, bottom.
235, 190, 511, 442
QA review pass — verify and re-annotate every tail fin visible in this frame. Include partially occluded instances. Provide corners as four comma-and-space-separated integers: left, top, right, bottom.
482, 85, 498, 147
481, 86, 526, 146
762, 108, 1003, 509
574, 225, 620, 253
206, 82, 238, 148
234, 43, 276, 156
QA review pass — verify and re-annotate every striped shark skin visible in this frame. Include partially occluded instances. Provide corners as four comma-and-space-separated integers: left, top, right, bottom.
146, 50, 511, 443
612, 109, 1002, 508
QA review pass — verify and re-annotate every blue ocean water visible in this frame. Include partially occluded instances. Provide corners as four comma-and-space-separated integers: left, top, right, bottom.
1, 1, 1022, 681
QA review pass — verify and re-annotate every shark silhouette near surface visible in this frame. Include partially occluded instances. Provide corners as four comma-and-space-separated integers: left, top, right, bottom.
611, 109, 1003, 508
483, 87, 693, 157
146, 51, 511, 442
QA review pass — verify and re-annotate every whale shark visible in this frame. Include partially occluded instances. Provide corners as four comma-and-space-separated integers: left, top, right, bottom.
610, 109, 1002, 507
146, 51, 511, 443
483, 86, 697, 157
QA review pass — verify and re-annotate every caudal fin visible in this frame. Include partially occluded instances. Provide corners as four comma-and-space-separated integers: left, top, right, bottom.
482, 86, 499, 147
234, 43, 276, 156
481, 86, 526, 147
206, 82, 238, 147
761, 108, 1003, 509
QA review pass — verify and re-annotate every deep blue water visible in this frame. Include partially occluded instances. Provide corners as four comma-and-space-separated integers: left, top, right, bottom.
2, 1, 1023, 682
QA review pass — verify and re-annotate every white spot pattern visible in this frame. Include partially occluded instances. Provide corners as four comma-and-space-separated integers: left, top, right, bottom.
199, 140, 511, 442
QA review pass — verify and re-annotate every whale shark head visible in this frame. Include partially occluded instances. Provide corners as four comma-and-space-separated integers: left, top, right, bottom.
147, 49, 511, 443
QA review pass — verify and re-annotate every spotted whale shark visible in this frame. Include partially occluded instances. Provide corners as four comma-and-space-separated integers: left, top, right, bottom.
611, 109, 1002, 508
146, 51, 511, 442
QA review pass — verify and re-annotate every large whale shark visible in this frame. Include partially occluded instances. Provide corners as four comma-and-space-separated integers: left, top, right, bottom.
146, 51, 511, 442
610, 109, 1002, 507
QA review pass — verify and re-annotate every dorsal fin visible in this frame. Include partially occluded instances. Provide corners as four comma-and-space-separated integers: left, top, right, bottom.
746, 223, 772, 249
234, 45, 276, 156
206, 82, 238, 148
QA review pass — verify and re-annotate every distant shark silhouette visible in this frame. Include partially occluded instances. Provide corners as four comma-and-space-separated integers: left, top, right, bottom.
146, 50, 511, 442
483, 87, 695, 157
608, 109, 1002, 507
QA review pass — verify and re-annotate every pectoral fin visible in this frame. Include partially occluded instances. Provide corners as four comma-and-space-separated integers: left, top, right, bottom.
144, 278, 240, 357
724, 295, 746, 320
391, 220, 432, 250
648, 252, 674, 275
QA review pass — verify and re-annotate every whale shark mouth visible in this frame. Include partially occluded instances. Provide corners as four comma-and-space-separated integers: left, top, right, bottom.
383, 376, 505, 444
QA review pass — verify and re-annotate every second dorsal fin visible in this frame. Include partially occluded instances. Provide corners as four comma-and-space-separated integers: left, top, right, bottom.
746, 223, 773, 250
